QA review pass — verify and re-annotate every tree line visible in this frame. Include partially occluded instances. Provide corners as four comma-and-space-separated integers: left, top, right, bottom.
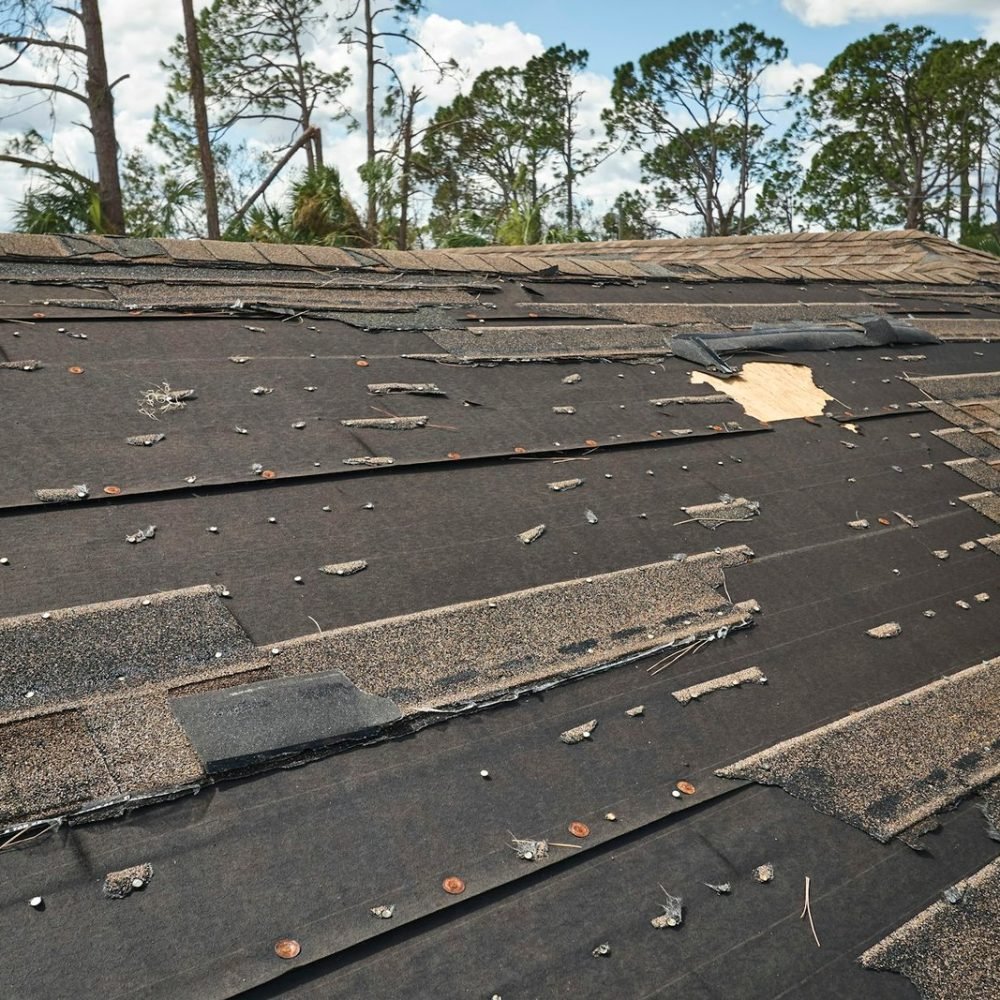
2, 1, 1000, 253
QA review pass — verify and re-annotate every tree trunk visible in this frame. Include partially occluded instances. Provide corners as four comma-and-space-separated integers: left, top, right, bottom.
397, 96, 414, 250
181, 0, 219, 240
79, 0, 124, 234
364, 0, 377, 244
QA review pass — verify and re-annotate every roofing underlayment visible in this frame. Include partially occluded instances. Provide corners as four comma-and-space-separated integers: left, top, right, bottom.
1, 230, 999, 1000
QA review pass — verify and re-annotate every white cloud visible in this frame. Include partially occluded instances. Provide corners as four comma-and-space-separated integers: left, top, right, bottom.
783, 0, 1000, 39
761, 58, 823, 97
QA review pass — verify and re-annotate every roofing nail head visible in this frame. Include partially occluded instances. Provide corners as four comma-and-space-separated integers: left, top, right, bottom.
671, 790, 682, 798
268, 517, 277, 523
131, 878, 145, 890
207, 526, 218, 533
41, 612, 51, 620
293, 576, 303, 584
480, 770, 490, 779
221, 589, 231, 598
29, 897, 43, 909
322, 506, 331, 512
141, 598, 151, 606
0, 557, 8, 565
25, 690, 35, 698
270, 648, 281, 656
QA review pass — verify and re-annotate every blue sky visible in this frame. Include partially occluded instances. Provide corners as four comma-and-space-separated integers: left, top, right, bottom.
426, 0, 994, 75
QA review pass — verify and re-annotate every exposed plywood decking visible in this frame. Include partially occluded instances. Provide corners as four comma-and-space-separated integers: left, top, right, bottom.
690, 362, 833, 422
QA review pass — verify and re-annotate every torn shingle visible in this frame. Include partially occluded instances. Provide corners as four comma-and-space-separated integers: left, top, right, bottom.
33, 485, 89, 504
548, 478, 583, 492
859, 856, 1000, 1000
342, 456, 395, 467
717, 656, 1000, 842
867, 622, 901, 639
102, 863, 153, 900
518, 524, 546, 544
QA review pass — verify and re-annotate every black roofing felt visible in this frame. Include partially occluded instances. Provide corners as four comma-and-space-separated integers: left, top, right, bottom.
1, 235, 1000, 1000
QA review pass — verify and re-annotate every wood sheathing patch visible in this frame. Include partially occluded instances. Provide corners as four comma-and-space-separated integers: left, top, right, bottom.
690, 362, 832, 422
277, 546, 758, 711
859, 856, 1000, 1000
716, 657, 1000, 842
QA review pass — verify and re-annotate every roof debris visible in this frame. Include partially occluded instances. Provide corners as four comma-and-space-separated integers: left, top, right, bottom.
893, 510, 919, 528
847, 519, 870, 530
752, 863, 775, 883
703, 882, 732, 895
974, 592, 990, 602
625, 705, 644, 717
251, 386, 273, 395
561, 373, 581, 384
678, 496, 761, 528
592, 943, 611, 958
33, 485, 88, 504
319, 561, 368, 577
867, 622, 902, 639
0, 359, 41, 370
370, 904, 395, 919
102, 863, 153, 900
518, 523, 546, 545
672, 666, 767, 705
548, 478, 583, 492
366, 382, 445, 396
228, 356, 251, 364
651, 887, 684, 929
560, 719, 597, 744
125, 525, 156, 544
342, 456, 394, 467
340, 416, 428, 430
552, 405, 576, 414
584, 509, 599, 524
126, 433, 165, 447
138, 383, 194, 417
650, 393, 731, 406
933, 550, 949, 560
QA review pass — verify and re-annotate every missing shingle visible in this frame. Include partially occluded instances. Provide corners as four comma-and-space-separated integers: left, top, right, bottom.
340, 416, 427, 430
671, 666, 766, 705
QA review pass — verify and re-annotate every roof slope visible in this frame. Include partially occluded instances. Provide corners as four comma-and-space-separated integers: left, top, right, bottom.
0, 230, 998, 1000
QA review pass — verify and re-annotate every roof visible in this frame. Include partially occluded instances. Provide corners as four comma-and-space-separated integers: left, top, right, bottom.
0, 229, 998, 1000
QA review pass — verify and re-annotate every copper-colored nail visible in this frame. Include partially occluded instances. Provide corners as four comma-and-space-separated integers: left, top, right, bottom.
447, 451, 461, 460
261, 470, 277, 479
274, 938, 301, 959
584, 439, 598, 447
513, 446, 527, 454
355, 359, 369, 367
103, 485, 122, 496
68, 366, 85, 375
442, 876, 465, 894
676, 780, 696, 796
568, 821, 590, 838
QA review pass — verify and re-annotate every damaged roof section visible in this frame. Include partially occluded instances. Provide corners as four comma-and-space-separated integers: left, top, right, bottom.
717, 656, 1000, 842
0, 546, 756, 830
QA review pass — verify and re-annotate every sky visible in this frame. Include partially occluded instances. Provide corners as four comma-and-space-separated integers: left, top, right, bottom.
1, 0, 998, 234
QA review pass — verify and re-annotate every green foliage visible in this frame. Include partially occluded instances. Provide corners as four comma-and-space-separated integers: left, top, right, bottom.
13, 173, 103, 234
605, 23, 788, 236
416, 45, 601, 244
244, 166, 365, 245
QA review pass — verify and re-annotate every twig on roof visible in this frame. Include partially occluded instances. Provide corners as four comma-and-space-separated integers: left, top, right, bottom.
307, 615, 323, 635
0, 819, 59, 852
647, 637, 711, 677
800, 875, 821, 948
